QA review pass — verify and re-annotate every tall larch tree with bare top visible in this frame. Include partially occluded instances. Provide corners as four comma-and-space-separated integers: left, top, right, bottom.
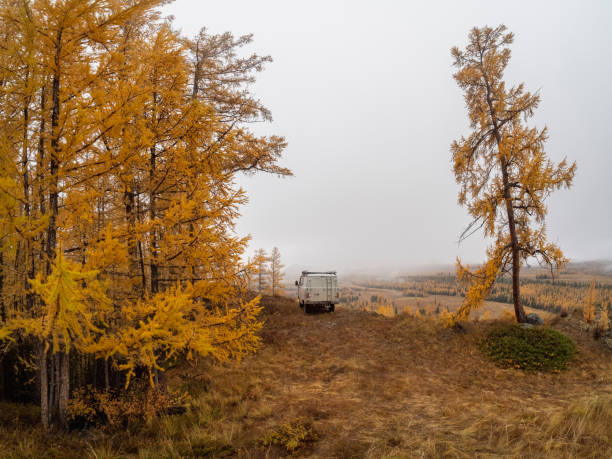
450, 25, 576, 324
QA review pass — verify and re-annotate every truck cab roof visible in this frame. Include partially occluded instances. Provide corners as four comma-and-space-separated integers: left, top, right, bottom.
301, 271, 337, 276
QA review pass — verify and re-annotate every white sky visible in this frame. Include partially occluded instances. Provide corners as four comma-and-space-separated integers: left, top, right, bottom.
162, 0, 612, 272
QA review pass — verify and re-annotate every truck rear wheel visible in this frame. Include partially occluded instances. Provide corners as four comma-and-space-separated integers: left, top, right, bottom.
329, 304, 335, 313
304, 303, 310, 314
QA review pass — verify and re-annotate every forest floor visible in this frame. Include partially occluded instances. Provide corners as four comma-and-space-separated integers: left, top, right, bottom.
1, 295, 611, 458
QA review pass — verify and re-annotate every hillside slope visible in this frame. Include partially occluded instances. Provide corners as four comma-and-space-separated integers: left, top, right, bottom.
1, 296, 610, 458
168, 296, 612, 458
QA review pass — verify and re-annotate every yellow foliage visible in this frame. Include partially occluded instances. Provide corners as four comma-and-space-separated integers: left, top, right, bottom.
583, 280, 596, 324
95, 287, 263, 387
0, 0, 288, 426
449, 240, 504, 326
68, 383, 188, 426
599, 307, 610, 333
1, 251, 110, 354
450, 25, 575, 323
375, 304, 395, 317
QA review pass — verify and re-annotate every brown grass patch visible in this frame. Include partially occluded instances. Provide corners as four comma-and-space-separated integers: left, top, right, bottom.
1, 295, 610, 457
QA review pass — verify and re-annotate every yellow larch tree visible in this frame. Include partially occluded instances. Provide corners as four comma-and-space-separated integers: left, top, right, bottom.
0, 252, 112, 425
583, 279, 596, 324
450, 25, 576, 324
0, 0, 289, 428
0, 0, 165, 427
269, 247, 285, 296
253, 248, 270, 294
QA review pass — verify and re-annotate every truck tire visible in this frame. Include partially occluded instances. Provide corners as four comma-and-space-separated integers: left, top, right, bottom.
299, 301, 304, 309
329, 304, 335, 313
304, 303, 310, 314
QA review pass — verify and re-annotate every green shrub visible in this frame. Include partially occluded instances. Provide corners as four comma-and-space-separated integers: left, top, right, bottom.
260, 421, 318, 454
480, 324, 577, 371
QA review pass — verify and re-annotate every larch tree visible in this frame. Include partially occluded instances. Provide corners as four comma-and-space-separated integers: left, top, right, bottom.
269, 247, 285, 296
584, 280, 597, 324
0, 0, 289, 428
253, 248, 269, 294
595, 297, 610, 334
450, 25, 576, 324
0, 0, 167, 428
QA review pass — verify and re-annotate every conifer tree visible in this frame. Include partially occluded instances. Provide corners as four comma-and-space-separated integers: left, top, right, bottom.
450, 25, 576, 324
253, 248, 269, 293
269, 247, 285, 296
0, 0, 289, 428
584, 280, 597, 324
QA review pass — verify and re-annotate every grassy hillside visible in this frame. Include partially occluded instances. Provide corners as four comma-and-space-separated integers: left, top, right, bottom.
1, 296, 611, 458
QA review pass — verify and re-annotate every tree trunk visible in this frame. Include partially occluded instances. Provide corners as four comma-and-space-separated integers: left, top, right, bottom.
22, 97, 30, 220
22, 97, 33, 309
37, 83, 51, 428
149, 144, 159, 294
135, 189, 147, 296
137, 239, 147, 296
485, 78, 527, 324
37, 85, 46, 219
22, 100, 36, 308
50, 354, 58, 421
44, 30, 72, 427
39, 344, 49, 429
501, 160, 527, 323
0, 252, 4, 324
47, 45, 60, 271
511, 239, 525, 322
124, 187, 141, 294
104, 358, 109, 390
58, 350, 69, 428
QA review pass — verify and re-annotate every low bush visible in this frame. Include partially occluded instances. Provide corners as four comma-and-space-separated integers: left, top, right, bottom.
260, 421, 318, 454
480, 324, 577, 371
67, 382, 188, 428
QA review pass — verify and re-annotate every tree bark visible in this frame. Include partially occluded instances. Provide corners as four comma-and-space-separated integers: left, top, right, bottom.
50, 354, 58, 421
22, 94, 35, 310
149, 145, 159, 294
39, 344, 49, 429
135, 189, 147, 295
22, 94, 30, 220
37, 85, 46, 219
58, 350, 70, 427
0, 252, 4, 324
104, 358, 110, 390
501, 161, 527, 323
47, 69, 59, 271
483, 74, 527, 323
47, 29, 61, 272
124, 187, 141, 294
44, 28, 73, 426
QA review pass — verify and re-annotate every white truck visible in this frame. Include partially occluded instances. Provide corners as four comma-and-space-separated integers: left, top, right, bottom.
295, 271, 339, 313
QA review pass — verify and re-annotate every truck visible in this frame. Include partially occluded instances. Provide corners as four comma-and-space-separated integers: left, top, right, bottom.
295, 271, 339, 313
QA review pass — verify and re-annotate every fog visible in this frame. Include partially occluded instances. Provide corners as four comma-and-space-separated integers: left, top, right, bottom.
163, 0, 612, 272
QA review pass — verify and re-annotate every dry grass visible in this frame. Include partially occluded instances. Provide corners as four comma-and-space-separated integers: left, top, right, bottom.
1, 295, 610, 458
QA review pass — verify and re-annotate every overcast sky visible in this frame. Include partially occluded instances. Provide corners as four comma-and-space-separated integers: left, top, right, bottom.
163, 0, 612, 273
